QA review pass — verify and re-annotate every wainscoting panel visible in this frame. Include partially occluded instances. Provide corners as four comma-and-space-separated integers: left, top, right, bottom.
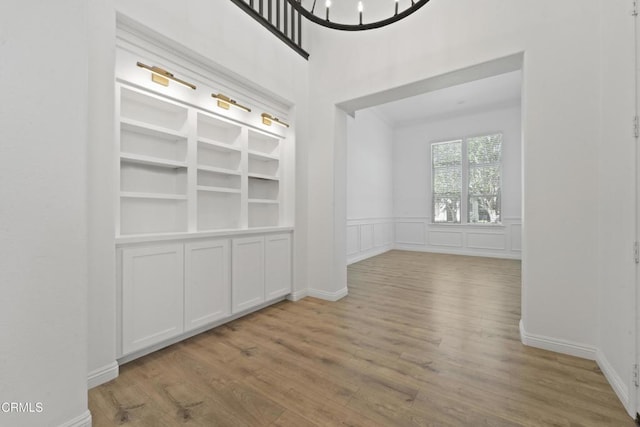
360, 224, 374, 252
511, 224, 522, 252
347, 218, 395, 265
348, 217, 521, 262
347, 226, 360, 256
394, 217, 522, 259
467, 232, 506, 250
429, 230, 464, 248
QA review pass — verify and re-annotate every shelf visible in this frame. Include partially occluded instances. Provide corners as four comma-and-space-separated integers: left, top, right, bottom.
121, 87, 188, 132
121, 118, 187, 140
121, 192, 188, 200
198, 137, 241, 153
121, 153, 187, 169
248, 199, 279, 204
248, 129, 280, 155
197, 165, 242, 176
248, 150, 279, 161
197, 186, 241, 194
248, 173, 279, 181
198, 112, 241, 145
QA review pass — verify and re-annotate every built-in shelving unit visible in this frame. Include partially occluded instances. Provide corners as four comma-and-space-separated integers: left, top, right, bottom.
117, 84, 287, 237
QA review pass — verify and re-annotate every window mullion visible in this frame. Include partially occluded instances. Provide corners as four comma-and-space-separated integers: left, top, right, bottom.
461, 139, 468, 224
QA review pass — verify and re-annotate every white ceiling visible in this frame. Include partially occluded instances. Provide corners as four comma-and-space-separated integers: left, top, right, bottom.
367, 70, 522, 128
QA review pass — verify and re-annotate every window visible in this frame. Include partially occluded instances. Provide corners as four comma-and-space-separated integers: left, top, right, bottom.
431, 133, 502, 224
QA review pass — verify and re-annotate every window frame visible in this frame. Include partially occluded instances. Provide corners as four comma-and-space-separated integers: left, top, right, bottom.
430, 132, 504, 226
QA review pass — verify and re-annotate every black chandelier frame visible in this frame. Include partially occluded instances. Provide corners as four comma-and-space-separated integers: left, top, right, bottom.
289, 0, 432, 31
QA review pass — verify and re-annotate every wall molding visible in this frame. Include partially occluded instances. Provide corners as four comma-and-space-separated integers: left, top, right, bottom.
88, 361, 119, 389
596, 349, 633, 417
519, 319, 596, 360
308, 287, 349, 301
287, 289, 309, 302
58, 410, 92, 427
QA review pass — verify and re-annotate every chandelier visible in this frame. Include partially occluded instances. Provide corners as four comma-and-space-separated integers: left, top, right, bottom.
289, 0, 431, 31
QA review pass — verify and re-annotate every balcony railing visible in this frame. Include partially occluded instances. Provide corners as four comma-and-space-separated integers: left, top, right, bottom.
230, 0, 309, 60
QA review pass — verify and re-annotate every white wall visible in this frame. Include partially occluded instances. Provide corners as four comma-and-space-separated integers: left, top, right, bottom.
596, 0, 637, 416
393, 104, 521, 259
307, 0, 602, 358
0, 2, 90, 426
87, 0, 118, 388
346, 109, 394, 264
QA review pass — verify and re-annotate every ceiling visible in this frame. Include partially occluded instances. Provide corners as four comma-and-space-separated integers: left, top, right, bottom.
368, 70, 522, 128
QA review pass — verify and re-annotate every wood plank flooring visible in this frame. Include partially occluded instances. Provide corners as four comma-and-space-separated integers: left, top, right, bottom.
89, 251, 634, 426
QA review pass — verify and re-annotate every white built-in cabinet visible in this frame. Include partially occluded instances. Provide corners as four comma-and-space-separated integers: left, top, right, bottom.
119, 233, 292, 358
265, 234, 292, 300
121, 244, 185, 355
232, 236, 266, 313
115, 76, 294, 361
184, 239, 231, 330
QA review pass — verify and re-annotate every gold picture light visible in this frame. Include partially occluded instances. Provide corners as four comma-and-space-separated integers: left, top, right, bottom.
261, 113, 290, 128
211, 93, 251, 113
136, 62, 196, 90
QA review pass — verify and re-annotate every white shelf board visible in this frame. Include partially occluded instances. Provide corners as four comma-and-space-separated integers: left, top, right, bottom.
198, 137, 242, 153
197, 165, 242, 176
248, 150, 279, 161
248, 173, 279, 181
120, 192, 188, 200
121, 153, 188, 169
197, 185, 241, 194
121, 118, 187, 139
248, 198, 279, 204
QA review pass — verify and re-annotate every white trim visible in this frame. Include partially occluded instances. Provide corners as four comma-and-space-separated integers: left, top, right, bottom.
348, 246, 393, 265
58, 410, 92, 427
394, 244, 521, 260
308, 287, 348, 301
596, 349, 634, 417
519, 319, 596, 360
287, 289, 308, 302
88, 361, 119, 389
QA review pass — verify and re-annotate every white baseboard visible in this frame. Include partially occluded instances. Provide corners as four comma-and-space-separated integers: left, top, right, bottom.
393, 244, 521, 260
287, 289, 308, 302
308, 287, 348, 301
596, 349, 633, 417
88, 361, 119, 389
347, 246, 392, 265
59, 410, 92, 427
519, 319, 596, 360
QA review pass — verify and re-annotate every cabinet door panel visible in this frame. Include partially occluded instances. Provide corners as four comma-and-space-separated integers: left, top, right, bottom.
122, 244, 184, 354
185, 239, 231, 330
232, 236, 265, 314
265, 233, 292, 300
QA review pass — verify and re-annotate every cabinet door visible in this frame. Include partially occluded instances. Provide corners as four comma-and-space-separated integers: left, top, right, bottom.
265, 233, 292, 300
185, 239, 231, 331
122, 244, 184, 355
232, 236, 265, 314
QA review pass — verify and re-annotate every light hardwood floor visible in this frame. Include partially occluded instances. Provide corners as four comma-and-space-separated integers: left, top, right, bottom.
89, 251, 634, 426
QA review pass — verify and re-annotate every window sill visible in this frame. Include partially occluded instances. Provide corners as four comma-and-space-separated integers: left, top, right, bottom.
430, 222, 506, 229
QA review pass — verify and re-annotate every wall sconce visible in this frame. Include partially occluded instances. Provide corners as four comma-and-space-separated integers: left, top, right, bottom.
211, 93, 251, 112
136, 62, 196, 90
261, 113, 290, 128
